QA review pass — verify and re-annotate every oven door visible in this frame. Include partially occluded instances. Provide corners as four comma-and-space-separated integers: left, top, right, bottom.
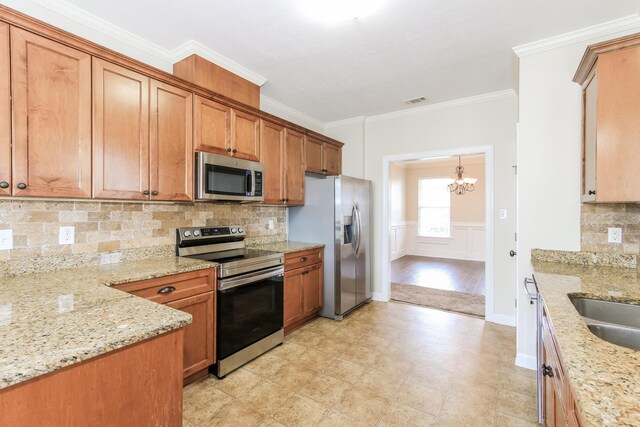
217, 267, 284, 360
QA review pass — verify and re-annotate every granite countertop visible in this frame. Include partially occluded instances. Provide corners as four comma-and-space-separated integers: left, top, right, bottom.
249, 241, 324, 254
531, 259, 640, 426
0, 256, 216, 390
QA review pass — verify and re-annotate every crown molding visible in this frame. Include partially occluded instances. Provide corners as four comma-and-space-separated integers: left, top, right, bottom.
26, 0, 267, 85
365, 89, 516, 124
260, 95, 325, 133
325, 116, 365, 129
513, 14, 640, 57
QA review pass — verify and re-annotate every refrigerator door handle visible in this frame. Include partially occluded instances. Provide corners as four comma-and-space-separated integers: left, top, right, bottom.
354, 202, 363, 257
351, 203, 359, 255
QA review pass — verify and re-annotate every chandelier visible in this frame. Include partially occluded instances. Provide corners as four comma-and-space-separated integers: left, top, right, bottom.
447, 156, 477, 195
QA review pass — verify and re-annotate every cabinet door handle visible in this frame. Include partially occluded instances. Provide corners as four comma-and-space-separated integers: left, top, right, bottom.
300, 256, 308, 262
227, 147, 232, 152
542, 364, 554, 377
143, 190, 150, 195
16, 182, 27, 190
0, 181, 8, 189
158, 286, 176, 295
588, 190, 596, 195
151, 191, 159, 196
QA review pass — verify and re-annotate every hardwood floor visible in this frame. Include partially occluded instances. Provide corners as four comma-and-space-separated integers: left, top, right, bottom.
391, 255, 486, 296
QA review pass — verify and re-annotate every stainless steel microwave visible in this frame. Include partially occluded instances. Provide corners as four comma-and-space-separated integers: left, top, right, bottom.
195, 152, 264, 202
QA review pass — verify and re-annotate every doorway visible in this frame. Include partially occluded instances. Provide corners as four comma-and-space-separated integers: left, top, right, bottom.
388, 154, 487, 317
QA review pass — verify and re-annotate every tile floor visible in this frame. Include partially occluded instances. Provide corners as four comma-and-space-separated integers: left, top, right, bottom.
183, 301, 538, 426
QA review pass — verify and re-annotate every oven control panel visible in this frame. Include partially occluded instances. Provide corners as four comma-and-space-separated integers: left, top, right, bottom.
177, 225, 245, 240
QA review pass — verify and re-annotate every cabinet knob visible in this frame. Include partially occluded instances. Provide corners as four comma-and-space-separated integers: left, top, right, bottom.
16, 182, 27, 190
227, 147, 232, 152
588, 190, 596, 195
0, 181, 8, 189
157, 286, 176, 295
151, 191, 159, 196
143, 190, 150, 195
232, 148, 237, 154
300, 256, 308, 262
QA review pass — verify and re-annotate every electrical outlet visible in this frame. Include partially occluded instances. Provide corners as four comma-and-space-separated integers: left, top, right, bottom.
268, 219, 274, 230
0, 229, 13, 250
608, 227, 622, 244
59, 226, 75, 245
499, 209, 508, 220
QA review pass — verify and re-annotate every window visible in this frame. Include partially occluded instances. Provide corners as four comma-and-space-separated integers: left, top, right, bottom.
418, 178, 451, 237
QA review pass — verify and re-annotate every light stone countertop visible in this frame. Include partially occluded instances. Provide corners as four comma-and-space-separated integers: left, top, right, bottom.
249, 241, 324, 254
531, 260, 640, 426
0, 256, 216, 390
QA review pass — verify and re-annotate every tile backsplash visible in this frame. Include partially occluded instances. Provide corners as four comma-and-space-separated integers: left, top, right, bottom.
0, 200, 286, 271
581, 203, 640, 255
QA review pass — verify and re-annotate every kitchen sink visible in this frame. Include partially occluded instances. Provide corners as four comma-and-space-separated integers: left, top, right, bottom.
569, 296, 640, 350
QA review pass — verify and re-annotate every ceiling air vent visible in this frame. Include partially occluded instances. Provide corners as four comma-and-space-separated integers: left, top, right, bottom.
404, 96, 427, 105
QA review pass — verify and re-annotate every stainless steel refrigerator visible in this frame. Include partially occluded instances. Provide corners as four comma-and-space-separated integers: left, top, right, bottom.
289, 175, 371, 320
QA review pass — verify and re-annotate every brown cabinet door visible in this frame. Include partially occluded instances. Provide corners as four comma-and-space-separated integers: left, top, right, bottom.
231, 109, 260, 161
284, 129, 305, 205
11, 27, 92, 198
194, 95, 230, 156
284, 269, 304, 327
323, 143, 342, 176
93, 58, 149, 200
581, 71, 597, 202
303, 263, 323, 315
150, 80, 193, 201
261, 120, 284, 204
167, 292, 215, 378
305, 136, 324, 174
0, 23, 9, 197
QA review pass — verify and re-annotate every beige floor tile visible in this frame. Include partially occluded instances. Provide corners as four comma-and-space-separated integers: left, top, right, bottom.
256, 418, 286, 427
286, 329, 325, 347
237, 379, 294, 417
335, 385, 391, 426
271, 361, 318, 392
305, 318, 340, 336
213, 368, 263, 398
268, 341, 308, 360
496, 413, 540, 427
339, 344, 381, 366
183, 385, 234, 425
207, 400, 266, 427
357, 333, 391, 351
378, 403, 437, 426
243, 353, 289, 378
324, 358, 367, 384
272, 393, 329, 427
297, 348, 336, 372
498, 371, 537, 397
448, 378, 499, 402
436, 393, 496, 426
497, 389, 538, 423
182, 418, 196, 427
406, 364, 453, 392
314, 336, 351, 358
299, 374, 352, 406
396, 381, 445, 416
356, 367, 405, 400
317, 410, 369, 427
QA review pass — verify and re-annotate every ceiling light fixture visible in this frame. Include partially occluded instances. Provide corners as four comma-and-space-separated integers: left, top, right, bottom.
447, 156, 477, 195
298, 0, 384, 23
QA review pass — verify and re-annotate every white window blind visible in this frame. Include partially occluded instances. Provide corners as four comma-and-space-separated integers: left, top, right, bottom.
418, 178, 451, 237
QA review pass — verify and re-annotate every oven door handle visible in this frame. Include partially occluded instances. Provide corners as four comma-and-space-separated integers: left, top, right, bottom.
218, 266, 284, 291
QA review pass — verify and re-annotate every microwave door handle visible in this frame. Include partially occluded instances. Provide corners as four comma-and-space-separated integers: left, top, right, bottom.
247, 171, 253, 195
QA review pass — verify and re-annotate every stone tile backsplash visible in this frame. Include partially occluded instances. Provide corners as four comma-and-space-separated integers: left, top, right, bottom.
581, 203, 640, 255
0, 200, 286, 265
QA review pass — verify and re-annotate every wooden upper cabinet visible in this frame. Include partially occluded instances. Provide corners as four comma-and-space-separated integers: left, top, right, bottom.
305, 136, 342, 176
231, 109, 260, 161
11, 27, 92, 198
150, 80, 193, 201
261, 120, 285, 204
284, 129, 305, 205
194, 95, 230, 155
575, 35, 640, 202
305, 136, 324, 174
0, 23, 9, 197
93, 58, 149, 200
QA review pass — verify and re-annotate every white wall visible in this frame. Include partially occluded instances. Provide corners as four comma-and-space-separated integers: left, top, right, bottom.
324, 117, 366, 178
332, 93, 518, 322
515, 25, 640, 368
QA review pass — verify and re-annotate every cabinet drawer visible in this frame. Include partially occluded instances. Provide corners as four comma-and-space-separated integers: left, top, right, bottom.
115, 269, 214, 303
285, 248, 323, 271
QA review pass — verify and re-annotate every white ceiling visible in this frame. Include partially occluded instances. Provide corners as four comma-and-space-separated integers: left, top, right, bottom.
58, 0, 640, 122
395, 154, 485, 169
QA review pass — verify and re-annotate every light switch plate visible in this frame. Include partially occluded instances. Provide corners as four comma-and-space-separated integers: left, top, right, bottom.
0, 229, 13, 250
608, 227, 622, 244
268, 219, 274, 230
499, 209, 508, 220
59, 226, 75, 245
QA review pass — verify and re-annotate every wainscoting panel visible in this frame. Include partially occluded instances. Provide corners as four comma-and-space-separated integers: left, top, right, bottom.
405, 222, 485, 261
389, 224, 408, 260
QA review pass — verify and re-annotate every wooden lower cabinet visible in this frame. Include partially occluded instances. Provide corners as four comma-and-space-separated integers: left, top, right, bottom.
283, 248, 323, 333
0, 330, 184, 426
542, 301, 582, 427
115, 269, 215, 383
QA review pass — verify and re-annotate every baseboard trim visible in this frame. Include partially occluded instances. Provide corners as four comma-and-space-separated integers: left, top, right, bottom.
485, 313, 516, 327
372, 292, 386, 302
515, 353, 537, 370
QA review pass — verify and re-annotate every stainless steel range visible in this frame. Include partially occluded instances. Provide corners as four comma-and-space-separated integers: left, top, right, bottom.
176, 225, 284, 378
